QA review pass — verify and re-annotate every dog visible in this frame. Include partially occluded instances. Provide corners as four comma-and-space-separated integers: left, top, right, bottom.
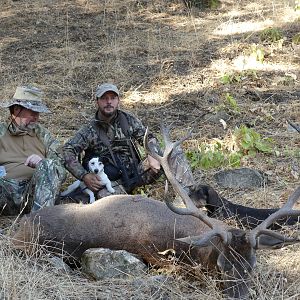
61, 157, 115, 203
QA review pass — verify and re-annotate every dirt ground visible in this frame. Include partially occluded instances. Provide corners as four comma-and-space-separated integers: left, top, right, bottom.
1, 0, 299, 200
0, 0, 300, 299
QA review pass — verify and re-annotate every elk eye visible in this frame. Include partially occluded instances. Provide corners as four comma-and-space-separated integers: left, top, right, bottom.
217, 254, 233, 272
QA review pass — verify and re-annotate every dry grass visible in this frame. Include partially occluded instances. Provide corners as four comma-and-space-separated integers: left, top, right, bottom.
0, 0, 300, 298
0, 235, 224, 299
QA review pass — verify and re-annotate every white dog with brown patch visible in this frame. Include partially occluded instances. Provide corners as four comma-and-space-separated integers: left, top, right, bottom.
61, 157, 115, 203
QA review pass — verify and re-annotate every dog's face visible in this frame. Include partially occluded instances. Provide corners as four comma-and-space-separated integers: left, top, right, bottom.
189, 184, 210, 208
88, 158, 104, 174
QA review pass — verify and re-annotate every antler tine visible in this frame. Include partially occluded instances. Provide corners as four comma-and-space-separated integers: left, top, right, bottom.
249, 186, 300, 248
161, 125, 192, 156
283, 186, 300, 209
144, 126, 198, 213
144, 126, 229, 243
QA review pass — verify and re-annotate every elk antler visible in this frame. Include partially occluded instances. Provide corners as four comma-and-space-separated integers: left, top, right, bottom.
144, 125, 230, 244
249, 186, 300, 248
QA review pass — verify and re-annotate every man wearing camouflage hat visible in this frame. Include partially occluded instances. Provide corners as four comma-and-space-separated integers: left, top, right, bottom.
63, 83, 163, 198
0, 85, 66, 214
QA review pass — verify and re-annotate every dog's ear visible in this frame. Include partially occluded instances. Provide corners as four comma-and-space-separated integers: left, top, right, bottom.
189, 184, 208, 208
207, 186, 222, 206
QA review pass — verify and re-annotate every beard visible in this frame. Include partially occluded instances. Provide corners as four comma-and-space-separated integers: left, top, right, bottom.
8, 119, 37, 136
99, 106, 117, 118
19, 122, 37, 131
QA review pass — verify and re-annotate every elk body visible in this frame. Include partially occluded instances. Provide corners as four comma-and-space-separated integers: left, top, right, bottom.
190, 184, 300, 229
13, 194, 223, 265
12, 127, 300, 299
12, 194, 257, 298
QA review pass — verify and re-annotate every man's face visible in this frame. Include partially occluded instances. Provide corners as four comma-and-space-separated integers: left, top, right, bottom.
12, 106, 40, 127
97, 91, 119, 118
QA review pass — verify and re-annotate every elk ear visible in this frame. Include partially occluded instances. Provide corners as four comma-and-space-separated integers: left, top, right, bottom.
256, 234, 300, 249
176, 232, 225, 248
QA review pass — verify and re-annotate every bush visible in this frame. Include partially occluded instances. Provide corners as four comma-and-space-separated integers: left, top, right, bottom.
260, 28, 283, 43
186, 125, 273, 169
292, 33, 300, 45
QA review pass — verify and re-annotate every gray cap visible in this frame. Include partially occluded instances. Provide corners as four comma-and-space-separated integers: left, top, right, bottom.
1, 85, 51, 113
95, 83, 120, 99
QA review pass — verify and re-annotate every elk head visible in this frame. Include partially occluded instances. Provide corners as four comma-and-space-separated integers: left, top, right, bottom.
144, 126, 300, 299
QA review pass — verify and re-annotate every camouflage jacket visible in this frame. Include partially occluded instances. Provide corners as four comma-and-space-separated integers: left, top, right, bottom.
63, 109, 157, 180
0, 121, 66, 180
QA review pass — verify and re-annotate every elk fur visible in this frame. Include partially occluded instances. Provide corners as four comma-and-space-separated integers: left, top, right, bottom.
12, 194, 225, 266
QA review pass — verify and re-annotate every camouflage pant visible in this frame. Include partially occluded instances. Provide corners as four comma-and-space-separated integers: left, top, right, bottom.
0, 159, 65, 215
169, 145, 195, 190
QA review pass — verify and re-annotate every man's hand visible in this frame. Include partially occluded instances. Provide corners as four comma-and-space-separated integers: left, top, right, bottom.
147, 155, 161, 174
24, 154, 43, 168
83, 173, 102, 192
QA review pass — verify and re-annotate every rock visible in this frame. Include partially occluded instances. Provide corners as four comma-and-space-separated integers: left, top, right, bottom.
204, 110, 231, 124
214, 167, 267, 189
81, 248, 147, 280
46, 255, 73, 273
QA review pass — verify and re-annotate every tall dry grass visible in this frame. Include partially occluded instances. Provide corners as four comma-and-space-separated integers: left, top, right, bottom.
0, 0, 299, 298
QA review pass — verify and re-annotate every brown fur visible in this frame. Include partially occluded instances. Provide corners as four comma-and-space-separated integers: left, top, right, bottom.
12, 190, 300, 299
12, 195, 219, 266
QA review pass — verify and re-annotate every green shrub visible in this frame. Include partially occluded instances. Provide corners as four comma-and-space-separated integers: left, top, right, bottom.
235, 125, 273, 155
186, 125, 273, 170
220, 70, 259, 85
260, 28, 283, 43
292, 33, 300, 44
224, 93, 240, 112
220, 73, 241, 84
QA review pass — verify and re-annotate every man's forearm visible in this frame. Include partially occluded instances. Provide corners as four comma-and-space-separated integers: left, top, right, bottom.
63, 147, 88, 179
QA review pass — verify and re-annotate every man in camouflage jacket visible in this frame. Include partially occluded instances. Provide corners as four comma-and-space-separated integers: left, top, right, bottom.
63, 83, 162, 196
0, 86, 66, 215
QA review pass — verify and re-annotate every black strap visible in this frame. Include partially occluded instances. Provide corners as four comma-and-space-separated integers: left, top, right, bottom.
118, 112, 142, 167
92, 111, 141, 167
92, 121, 118, 166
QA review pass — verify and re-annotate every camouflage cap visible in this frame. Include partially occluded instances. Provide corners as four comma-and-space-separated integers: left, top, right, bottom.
1, 86, 51, 113
95, 83, 120, 99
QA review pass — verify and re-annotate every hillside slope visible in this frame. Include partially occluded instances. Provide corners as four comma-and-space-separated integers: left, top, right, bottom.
0, 0, 299, 299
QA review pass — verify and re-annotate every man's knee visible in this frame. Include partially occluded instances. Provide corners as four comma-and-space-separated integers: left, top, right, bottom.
35, 159, 65, 183
36, 159, 55, 172
0, 179, 24, 215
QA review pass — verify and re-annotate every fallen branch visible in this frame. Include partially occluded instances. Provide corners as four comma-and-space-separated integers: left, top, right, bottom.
287, 120, 300, 133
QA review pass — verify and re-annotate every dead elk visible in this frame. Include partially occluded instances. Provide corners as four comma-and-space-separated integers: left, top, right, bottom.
190, 184, 300, 229
12, 127, 300, 299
